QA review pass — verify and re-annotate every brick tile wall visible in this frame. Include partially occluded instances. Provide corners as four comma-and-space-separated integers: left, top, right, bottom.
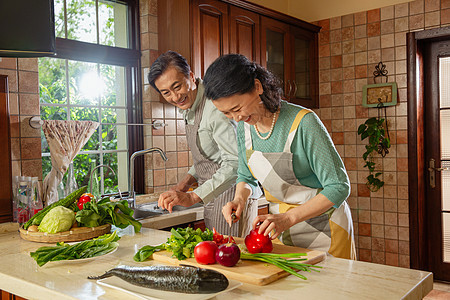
313, 0, 450, 267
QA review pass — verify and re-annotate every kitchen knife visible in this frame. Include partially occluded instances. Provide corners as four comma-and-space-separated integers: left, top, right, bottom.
228, 211, 236, 239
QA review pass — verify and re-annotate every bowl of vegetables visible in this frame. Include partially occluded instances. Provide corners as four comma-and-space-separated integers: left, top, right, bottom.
19, 186, 142, 243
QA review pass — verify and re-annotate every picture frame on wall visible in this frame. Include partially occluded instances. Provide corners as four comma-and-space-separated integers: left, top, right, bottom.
362, 82, 398, 107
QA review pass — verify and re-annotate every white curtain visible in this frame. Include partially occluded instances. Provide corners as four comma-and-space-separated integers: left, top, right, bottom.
42, 120, 99, 205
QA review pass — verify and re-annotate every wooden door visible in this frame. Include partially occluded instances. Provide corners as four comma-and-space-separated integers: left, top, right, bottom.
423, 37, 450, 281
229, 5, 260, 64
191, 0, 229, 77
288, 25, 318, 108
0, 75, 13, 223
260, 16, 289, 99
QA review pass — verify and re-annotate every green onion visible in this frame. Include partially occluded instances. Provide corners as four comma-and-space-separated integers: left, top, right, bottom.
240, 252, 322, 280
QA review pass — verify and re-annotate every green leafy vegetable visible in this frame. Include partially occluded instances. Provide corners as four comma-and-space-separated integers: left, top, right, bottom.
76, 197, 142, 233
133, 244, 166, 262
30, 231, 120, 267
24, 186, 87, 229
38, 206, 75, 233
134, 227, 213, 262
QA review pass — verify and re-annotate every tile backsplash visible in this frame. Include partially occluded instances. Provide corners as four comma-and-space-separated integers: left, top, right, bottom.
2, 0, 450, 268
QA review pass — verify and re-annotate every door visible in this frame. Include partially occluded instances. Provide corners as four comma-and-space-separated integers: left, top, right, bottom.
424, 38, 450, 281
229, 5, 260, 64
191, 0, 229, 77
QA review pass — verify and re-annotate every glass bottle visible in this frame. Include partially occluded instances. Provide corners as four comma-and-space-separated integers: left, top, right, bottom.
65, 162, 78, 196
30, 177, 43, 216
88, 159, 100, 199
57, 179, 66, 199
17, 177, 30, 224
12, 176, 19, 222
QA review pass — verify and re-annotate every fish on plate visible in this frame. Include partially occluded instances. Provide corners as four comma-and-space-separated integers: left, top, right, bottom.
88, 265, 229, 294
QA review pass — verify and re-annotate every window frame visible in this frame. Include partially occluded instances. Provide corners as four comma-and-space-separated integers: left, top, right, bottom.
42, 0, 145, 195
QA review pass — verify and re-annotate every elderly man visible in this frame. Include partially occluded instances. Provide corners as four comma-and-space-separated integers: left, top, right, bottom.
147, 51, 257, 236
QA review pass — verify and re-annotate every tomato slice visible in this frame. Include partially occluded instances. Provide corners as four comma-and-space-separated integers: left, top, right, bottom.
213, 227, 224, 245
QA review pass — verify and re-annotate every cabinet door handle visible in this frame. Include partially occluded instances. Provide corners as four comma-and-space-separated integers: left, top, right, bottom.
292, 80, 297, 97
286, 80, 292, 98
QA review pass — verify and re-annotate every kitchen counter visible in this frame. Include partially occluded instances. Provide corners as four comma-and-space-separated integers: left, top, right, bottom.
0, 223, 432, 300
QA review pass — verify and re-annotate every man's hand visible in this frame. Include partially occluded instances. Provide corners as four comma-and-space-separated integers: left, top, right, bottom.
158, 191, 202, 213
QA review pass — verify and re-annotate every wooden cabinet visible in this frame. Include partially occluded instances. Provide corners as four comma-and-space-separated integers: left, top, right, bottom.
158, 0, 320, 108
190, 0, 261, 77
261, 17, 318, 108
257, 204, 269, 215
0, 75, 13, 223
191, 0, 229, 77
229, 5, 260, 63
1, 289, 27, 300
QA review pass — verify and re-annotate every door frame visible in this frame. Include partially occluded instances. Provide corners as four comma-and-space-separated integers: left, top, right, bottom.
407, 26, 450, 270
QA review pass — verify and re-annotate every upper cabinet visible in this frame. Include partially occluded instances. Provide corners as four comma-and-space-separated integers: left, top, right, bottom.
261, 16, 318, 108
191, 0, 260, 77
229, 5, 260, 64
158, 0, 320, 108
191, 0, 229, 77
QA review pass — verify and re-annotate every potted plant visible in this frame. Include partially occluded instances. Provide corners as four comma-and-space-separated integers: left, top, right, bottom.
357, 117, 391, 192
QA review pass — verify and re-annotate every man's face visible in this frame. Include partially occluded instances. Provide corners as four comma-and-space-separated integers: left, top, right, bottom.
154, 66, 197, 110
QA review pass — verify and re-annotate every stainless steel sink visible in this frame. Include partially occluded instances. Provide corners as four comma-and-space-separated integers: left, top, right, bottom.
132, 201, 203, 220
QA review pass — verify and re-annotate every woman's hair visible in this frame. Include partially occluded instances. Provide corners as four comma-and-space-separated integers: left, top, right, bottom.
148, 51, 191, 93
203, 54, 282, 113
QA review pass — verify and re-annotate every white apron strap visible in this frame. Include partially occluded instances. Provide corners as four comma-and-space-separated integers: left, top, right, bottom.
244, 123, 253, 150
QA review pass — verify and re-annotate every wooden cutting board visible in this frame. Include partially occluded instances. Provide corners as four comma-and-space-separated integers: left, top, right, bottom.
152, 238, 326, 286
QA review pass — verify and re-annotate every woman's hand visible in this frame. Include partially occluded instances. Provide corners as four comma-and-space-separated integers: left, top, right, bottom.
254, 194, 335, 239
252, 213, 296, 240
222, 198, 246, 226
158, 191, 201, 213
222, 182, 253, 226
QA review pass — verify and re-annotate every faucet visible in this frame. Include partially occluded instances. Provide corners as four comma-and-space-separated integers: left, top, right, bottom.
128, 147, 168, 208
89, 164, 122, 199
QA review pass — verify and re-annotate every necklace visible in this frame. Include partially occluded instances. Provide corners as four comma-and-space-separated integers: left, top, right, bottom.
254, 111, 278, 140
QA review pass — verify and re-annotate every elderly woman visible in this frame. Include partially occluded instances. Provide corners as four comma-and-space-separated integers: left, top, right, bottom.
203, 54, 355, 259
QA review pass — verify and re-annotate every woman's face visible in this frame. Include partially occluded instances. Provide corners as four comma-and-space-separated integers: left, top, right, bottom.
212, 79, 266, 125
154, 66, 197, 110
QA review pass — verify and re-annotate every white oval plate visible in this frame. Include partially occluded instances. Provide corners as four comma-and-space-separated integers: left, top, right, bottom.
96, 276, 242, 300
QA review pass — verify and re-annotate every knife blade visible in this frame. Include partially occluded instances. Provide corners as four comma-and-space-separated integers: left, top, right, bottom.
228, 211, 236, 240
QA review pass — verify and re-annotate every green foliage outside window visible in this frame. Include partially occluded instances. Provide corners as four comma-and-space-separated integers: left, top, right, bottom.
40, 0, 127, 196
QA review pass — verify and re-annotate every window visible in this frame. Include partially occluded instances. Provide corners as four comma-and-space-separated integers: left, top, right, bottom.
39, 0, 142, 197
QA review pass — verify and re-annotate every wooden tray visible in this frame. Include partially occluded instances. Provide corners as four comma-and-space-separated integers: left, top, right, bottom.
153, 237, 326, 286
19, 224, 111, 243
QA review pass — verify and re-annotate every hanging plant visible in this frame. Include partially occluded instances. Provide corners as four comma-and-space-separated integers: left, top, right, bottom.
357, 117, 391, 192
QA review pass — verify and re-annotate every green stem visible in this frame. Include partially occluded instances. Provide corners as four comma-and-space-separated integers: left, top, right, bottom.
240, 252, 322, 280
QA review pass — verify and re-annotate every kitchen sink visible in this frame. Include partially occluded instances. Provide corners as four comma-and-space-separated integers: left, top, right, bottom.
132, 201, 203, 220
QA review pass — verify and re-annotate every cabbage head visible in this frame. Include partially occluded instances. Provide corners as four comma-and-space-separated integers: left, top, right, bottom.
39, 206, 75, 233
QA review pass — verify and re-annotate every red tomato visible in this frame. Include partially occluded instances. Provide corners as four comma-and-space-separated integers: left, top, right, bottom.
194, 241, 218, 265
244, 229, 273, 254
77, 195, 91, 210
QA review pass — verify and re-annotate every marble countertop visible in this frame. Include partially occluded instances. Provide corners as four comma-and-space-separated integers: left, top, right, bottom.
0, 223, 433, 300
